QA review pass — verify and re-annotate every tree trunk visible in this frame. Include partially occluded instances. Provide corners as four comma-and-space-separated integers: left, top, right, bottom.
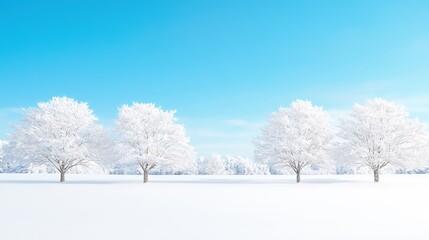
60, 171, 65, 183
296, 169, 301, 183
373, 168, 379, 183
143, 169, 149, 183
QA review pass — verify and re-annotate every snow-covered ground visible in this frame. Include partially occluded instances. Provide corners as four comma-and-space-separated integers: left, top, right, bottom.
1, 174, 428, 240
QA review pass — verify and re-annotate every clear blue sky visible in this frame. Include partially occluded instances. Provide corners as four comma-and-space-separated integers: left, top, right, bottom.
1, 0, 429, 157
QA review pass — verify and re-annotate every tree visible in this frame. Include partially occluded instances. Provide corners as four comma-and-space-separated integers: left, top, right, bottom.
199, 153, 226, 175
115, 103, 195, 183
224, 155, 270, 175
7, 97, 109, 182
339, 98, 429, 183
0, 140, 6, 173
198, 153, 271, 175
254, 100, 333, 183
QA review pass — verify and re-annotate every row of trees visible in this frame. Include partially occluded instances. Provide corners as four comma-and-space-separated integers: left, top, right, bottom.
1, 151, 268, 176
198, 153, 270, 175
1, 97, 428, 183
254, 99, 429, 183
2, 97, 194, 183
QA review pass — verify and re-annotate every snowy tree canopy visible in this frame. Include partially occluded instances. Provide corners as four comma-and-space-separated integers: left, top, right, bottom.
0, 140, 6, 172
115, 103, 195, 182
254, 100, 333, 182
6, 97, 110, 182
199, 153, 226, 175
0, 140, 5, 159
223, 155, 270, 175
198, 153, 270, 175
339, 98, 429, 182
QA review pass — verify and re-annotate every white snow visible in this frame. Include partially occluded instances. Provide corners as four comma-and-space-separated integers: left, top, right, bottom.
0, 174, 428, 240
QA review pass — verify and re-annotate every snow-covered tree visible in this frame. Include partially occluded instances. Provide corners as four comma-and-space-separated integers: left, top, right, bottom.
0, 140, 6, 173
254, 100, 333, 182
197, 153, 270, 175
6, 97, 110, 182
199, 153, 226, 175
224, 155, 270, 175
339, 98, 429, 182
115, 103, 195, 183
0, 140, 29, 173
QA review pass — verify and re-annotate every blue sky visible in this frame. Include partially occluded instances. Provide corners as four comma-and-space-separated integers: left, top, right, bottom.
1, 0, 429, 157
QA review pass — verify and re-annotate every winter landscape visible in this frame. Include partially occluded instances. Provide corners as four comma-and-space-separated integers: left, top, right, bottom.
1, 174, 429, 240
2, 1, 429, 240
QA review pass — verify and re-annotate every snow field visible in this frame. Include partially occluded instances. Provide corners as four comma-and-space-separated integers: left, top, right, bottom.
0, 174, 428, 240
